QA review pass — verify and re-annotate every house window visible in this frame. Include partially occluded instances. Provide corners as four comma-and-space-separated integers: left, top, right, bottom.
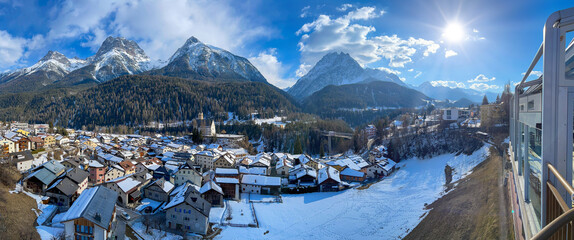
528, 100, 535, 110
75, 225, 93, 234
184, 217, 190, 221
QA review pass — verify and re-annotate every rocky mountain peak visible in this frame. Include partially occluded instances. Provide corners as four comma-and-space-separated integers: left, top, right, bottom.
39, 51, 70, 65
94, 36, 148, 61
163, 36, 267, 83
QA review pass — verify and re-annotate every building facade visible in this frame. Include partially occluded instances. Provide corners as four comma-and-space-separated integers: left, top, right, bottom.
508, 7, 574, 239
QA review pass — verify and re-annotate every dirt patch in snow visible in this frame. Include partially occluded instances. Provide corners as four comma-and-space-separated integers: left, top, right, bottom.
0, 164, 41, 240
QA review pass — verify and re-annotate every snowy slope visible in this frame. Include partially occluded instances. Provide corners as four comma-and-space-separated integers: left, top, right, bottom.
0, 36, 153, 91
0, 51, 87, 87
216, 144, 490, 240
288, 52, 405, 99
73, 36, 152, 83
160, 36, 267, 83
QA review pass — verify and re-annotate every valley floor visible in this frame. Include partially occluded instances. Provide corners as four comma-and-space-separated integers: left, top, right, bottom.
404, 137, 513, 239
213, 144, 491, 240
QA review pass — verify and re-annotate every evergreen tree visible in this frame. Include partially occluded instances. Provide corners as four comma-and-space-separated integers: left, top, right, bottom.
482, 95, 489, 105
293, 136, 303, 154
192, 128, 203, 144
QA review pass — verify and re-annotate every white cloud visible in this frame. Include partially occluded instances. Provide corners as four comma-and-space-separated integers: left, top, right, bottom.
522, 70, 542, 78
248, 48, 295, 89
295, 63, 313, 77
344, 7, 383, 20
296, 8, 439, 71
376, 67, 401, 75
399, 77, 406, 82
300, 6, 310, 18
0, 30, 27, 68
45, 0, 270, 61
414, 71, 422, 78
469, 83, 500, 91
430, 80, 465, 89
468, 74, 495, 83
407, 69, 414, 72
445, 50, 458, 58
336, 4, 353, 11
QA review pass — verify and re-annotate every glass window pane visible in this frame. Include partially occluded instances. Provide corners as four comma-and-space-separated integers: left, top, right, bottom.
566, 31, 574, 79
528, 127, 542, 225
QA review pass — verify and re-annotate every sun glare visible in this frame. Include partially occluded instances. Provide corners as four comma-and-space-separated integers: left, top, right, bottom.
442, 22, 466, 43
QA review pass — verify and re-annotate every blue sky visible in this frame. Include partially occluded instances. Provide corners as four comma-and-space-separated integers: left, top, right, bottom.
0, 0, 572, 92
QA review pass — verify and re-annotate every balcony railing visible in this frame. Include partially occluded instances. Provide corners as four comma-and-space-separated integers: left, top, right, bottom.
532, 163, 574, 239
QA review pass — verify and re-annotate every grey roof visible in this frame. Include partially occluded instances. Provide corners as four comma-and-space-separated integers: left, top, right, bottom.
10, 150, 33, 163
62, 159, 81, 167
42, 160, 66, 175
65, 168, 89, 184
61, 186, 118, 229
27, 168, 58, 185
47, 177, 79, 196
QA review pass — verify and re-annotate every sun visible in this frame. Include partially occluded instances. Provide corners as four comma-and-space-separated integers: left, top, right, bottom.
442, 22, 466, 43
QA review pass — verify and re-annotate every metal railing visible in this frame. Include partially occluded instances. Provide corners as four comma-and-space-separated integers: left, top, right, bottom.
532, 163, 574, 239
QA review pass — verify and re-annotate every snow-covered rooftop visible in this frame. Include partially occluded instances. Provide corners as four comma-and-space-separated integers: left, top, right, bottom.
89, 161, 103, 170
116, 177, 141, 193
318, 166, 341, 184
215, 177, 239, 184
199, 180, 223, 195
215, 168, 239, 175
241, 175, 281, 186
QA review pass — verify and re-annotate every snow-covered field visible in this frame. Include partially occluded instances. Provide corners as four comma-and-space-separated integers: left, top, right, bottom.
224, 196, 256, 226
130, 221, 184, 240
216, 144, 490, 240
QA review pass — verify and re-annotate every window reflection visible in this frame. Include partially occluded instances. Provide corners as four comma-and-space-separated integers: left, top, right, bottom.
528, 127, 542, 225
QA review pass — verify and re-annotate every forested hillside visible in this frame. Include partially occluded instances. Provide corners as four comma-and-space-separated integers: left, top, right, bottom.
0, 75, 298, 128
303, 81, 431, 114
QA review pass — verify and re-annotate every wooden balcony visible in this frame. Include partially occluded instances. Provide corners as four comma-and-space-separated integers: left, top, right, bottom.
533, 163, 574, 239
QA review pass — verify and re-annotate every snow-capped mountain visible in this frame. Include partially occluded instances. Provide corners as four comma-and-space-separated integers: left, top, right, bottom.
0, 51, 86, 83
0, 35, 270, 93
288, 52, 405, 99
65, 36, 152, 83
0, 36, 153, 92
417, 81, 498, 103
155, 36, 267, 83
0, 51, 87, 92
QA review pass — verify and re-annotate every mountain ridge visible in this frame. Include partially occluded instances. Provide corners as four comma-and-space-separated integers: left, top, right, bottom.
148, 36, 267, 83
0, 35, 268, 93
417, 81, 498, 103
288, 52, 406, 99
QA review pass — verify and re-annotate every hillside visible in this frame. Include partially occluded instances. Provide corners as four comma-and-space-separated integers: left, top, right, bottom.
0, 75, 298, 127
404, 136, 512, 240
302, 81, 431, 114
